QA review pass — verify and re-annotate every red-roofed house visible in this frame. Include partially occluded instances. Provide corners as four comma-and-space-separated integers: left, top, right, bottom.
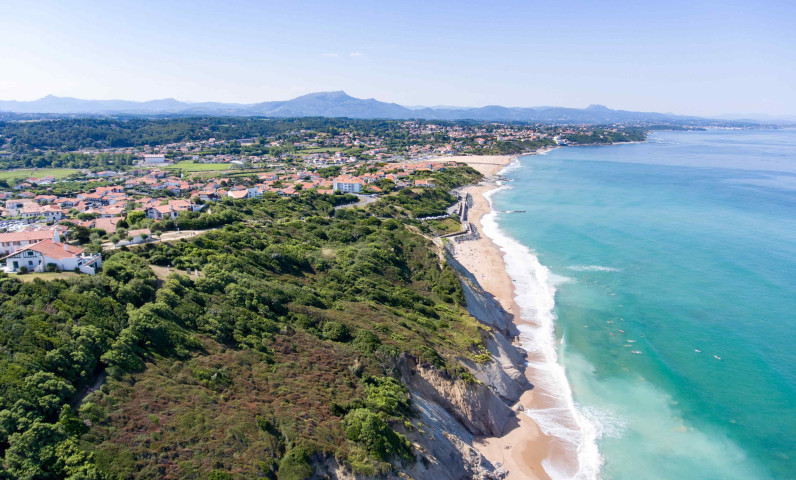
0, 230, 58, 256
19, 204, 64, 222
145, 200, 200, 220
227, 189, 249, 200
2, 239, 102, 274
93, 216, 123, 234
146, 205, 178, 220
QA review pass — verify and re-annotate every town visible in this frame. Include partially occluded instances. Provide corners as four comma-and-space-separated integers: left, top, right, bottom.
0, 117, 647, 275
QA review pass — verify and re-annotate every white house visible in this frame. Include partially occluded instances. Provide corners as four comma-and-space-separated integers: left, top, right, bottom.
245, 187, 263, 199
128, 229, 151, 244
332, 176, 363, 193
145, 200, 202, 220
141, 154, 169, 165
0, 229, 60, 256
17, 204, 64, 222
227, 187, 262, 199
227, 189, 249, 200
2, 239, 102, 275
146, 205, 178, 220
4, 200, 35, 214
197, 190, 220, 202
115, 229, 151, 246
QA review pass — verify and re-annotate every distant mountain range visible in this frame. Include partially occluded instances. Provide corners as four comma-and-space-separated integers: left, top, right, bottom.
0, 91, 752, 124
714, 113, 796, 123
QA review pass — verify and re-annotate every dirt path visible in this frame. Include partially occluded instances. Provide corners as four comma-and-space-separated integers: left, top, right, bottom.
103, 228, 217, 250
71, 370, 106, 408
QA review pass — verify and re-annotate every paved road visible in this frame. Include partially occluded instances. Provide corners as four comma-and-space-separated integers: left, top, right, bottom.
334, 194, 379, 210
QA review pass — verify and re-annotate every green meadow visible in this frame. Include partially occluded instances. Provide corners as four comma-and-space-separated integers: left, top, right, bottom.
0, 168, 81, 182
165, 161, 236, 172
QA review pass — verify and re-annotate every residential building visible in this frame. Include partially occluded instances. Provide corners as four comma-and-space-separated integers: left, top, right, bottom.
2, 239, 102, 275
332, 176, 363, 193
0, 230, 58, 256
142, 154, 168, 165
19, 204, 64, 222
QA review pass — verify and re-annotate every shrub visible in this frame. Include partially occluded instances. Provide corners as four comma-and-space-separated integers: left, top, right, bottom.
207, 470, 232, 480
322, 321, 350, 342
278, 446, 314, 480
344, 409, 413, 462
363, 377, 410, 417
353, 330, 381, 353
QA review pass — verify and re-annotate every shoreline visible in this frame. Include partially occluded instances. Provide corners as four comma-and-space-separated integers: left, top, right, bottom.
439, 151, 585, 479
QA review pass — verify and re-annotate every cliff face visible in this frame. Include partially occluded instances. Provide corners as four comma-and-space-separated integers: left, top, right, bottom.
444, 248, 519, 338
461, 330, 532, 404
400, 355, 513, 438
396, 250, 534, 479
445, 246, 532, 403
312, 249, 532, 480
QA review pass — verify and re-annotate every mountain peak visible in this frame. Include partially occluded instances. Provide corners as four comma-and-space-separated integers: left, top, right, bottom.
296, 90, 352, 100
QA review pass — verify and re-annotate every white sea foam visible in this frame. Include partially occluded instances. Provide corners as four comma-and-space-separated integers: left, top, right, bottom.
499, 156, 524, 174
482, 181, 604, 480
566, 265, 621, 272
535, 146, 561, 156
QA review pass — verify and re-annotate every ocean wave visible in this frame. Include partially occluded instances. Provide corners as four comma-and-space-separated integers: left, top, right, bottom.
566, 265, 621, 272
482, 183, 603, 480
500, 156, 524, 173
535, 147, 560, 156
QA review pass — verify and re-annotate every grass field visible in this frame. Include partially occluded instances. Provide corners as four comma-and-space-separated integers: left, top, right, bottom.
13, 272, 80, 282
165, 161, 235, 172
149, 265, 202, 281
297, 147, 341, 154
0, 168, 81, 182
184, 166, 273, 180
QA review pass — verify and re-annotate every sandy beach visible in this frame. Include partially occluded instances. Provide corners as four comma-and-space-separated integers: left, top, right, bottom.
435, 154, 561, 480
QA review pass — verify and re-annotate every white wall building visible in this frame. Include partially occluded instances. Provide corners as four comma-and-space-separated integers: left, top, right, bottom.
142, 154, 168, 165
2, 239, 102, 275
18, 204, 64, 222
332, 176, 363, 193
0, 229, 58, 256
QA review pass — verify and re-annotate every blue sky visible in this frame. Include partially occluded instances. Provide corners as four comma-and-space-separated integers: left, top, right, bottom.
1, 0, 794, 116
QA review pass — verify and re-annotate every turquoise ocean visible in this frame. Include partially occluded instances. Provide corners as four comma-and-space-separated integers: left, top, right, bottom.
486, 129, 796, 480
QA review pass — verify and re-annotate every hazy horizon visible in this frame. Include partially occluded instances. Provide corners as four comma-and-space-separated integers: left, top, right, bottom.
1, 0, 794, 117
3, 92, 796, 120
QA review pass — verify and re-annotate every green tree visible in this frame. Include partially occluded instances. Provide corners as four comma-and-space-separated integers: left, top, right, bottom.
4, 421, 66, 479
126, 210, 146, 226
